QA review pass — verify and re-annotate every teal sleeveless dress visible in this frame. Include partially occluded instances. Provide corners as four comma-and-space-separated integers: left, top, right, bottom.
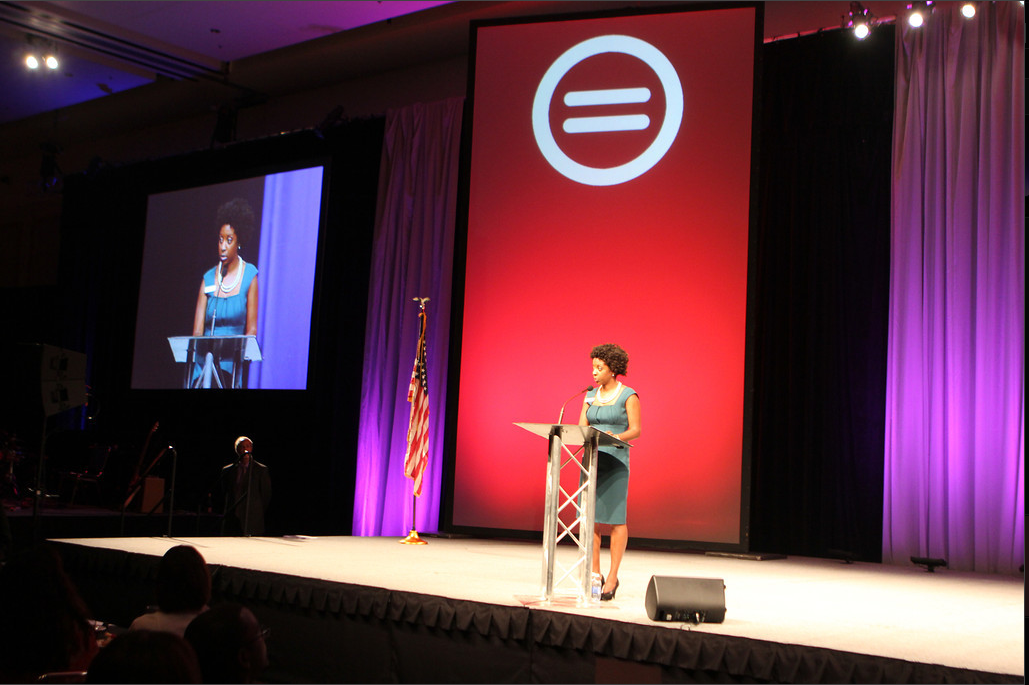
202, 260, 258, 335
193, 261, 258, 385
584, 384, 635, 525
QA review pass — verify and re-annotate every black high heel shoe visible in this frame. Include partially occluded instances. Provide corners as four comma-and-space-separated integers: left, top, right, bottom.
601, 579, 619, 601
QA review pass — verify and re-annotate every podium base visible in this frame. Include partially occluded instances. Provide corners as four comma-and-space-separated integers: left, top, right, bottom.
399, 529, 428, 545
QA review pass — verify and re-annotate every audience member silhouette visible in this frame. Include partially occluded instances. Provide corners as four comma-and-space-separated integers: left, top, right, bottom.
85, 630, 201, 683
184, 603, 269, 684
129, 545, 211, 636
0, 544, 98, 682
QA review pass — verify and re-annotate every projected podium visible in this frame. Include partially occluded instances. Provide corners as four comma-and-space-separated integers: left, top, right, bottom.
168, 335, 262, 389
515, 422, 630, 604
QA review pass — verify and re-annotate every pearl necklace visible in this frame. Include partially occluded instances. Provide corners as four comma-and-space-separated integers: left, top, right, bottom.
216, 256, 244, 294
595, 381, 622, 404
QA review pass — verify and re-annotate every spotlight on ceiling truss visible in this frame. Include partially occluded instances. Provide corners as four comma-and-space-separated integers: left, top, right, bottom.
1, 1, 227, 83
846, 1, 877, 40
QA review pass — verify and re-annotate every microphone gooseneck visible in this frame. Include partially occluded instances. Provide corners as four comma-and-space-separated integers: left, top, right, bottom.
558, 385, 594, 424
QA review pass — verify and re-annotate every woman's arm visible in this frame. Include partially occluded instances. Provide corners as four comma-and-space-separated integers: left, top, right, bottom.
192, 281, 207, 336
245, 276, 259, 336
614, 393, 641, 443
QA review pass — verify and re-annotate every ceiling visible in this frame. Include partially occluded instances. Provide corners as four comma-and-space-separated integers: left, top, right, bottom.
0, 1, 916, 129
0, 1, 453, 125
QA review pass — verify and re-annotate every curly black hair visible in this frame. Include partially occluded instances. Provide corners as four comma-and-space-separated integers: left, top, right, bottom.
215, 198, 256, 249
590, 343, 629, 377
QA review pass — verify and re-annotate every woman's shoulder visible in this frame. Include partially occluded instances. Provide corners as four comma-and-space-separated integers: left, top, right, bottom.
242, 260, 259, 285
201, 265, 219, 289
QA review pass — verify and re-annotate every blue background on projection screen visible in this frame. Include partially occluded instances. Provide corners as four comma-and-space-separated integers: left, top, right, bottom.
130, 166, 323, 390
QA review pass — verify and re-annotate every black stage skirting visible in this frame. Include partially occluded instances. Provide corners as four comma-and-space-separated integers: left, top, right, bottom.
47, 538, 1021, 684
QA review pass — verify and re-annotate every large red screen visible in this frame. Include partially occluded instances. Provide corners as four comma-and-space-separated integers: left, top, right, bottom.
453, 6, 757, 545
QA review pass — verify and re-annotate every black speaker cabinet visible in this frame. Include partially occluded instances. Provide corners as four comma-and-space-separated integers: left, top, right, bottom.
645, 575, 726, 623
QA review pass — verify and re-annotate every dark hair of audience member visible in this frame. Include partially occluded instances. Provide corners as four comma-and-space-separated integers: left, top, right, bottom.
85, 629, 201, 684
184, 603, 268, 684
156, 545, 211, 613
0, 544, 98, 682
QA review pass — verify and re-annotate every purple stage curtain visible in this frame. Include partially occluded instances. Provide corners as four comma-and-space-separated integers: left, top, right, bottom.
352, 98, 463, 536
884, 2, 1024, 573
253, 166, 324, 390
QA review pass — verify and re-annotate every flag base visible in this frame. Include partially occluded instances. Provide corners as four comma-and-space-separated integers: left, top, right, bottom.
399, 529, 428, 545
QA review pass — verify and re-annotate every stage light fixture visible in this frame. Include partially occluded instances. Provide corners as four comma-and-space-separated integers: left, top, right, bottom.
960, 3, 976, 18
907, 1, 934, 28
22, 34, 59, 71
911, 555, 948, 572
23, 52, 59, 70
846, 2, 876, 40
827, 548, 857, 564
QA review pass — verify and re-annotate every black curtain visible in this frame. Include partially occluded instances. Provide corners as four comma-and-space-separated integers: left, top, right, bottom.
748, 28, 894, 561
54, 119, 384, 535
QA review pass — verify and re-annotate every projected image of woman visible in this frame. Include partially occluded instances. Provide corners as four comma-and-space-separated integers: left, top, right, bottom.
191, 198, 259, 388
578, 343, 640, 601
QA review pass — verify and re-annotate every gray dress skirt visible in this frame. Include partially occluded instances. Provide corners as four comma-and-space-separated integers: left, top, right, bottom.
583, 385, 635, 525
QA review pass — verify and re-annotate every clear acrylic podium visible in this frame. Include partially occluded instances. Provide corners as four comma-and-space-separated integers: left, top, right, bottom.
168, 335, 262, 389
514, 422, 630, 604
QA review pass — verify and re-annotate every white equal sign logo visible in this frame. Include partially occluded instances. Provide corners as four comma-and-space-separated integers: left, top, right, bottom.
562, 87, 652, 134
532, 35, 684, 187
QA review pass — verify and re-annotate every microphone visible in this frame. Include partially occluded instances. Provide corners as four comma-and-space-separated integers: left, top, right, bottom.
558, 385, 593, 424
234, 436, 252, 458
209, 288, 219, 335
210, 261, 227, 335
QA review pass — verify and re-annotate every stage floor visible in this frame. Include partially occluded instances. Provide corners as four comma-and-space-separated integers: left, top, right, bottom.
52, 535, 1023, 678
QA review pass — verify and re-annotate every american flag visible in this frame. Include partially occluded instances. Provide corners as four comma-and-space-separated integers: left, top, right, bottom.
403, 306, 429, 497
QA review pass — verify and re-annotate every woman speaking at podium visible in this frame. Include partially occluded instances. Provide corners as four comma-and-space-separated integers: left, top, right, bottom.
578, 343, 640, 601
190, 198, 259, 388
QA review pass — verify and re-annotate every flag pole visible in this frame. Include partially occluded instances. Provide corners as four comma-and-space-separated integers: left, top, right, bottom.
400, 296, 430, 546
400, 491, 426, 545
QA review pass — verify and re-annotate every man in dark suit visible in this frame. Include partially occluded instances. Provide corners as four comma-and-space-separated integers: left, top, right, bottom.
220, 436, 271, 536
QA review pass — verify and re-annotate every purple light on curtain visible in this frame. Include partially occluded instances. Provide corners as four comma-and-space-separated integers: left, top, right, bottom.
252, 166, 324, 389
884, 2, 1024, 573
353, 98, 463, 536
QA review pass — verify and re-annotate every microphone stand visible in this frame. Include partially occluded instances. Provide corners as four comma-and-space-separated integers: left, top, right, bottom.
558, 386, 594, 424
210, 262, 226, 336
223, 458, 242, 535
165, 447, 177, 537
243, 452, 253, 536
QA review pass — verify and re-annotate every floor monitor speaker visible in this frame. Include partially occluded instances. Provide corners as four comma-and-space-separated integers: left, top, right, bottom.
644, 575, 726, 624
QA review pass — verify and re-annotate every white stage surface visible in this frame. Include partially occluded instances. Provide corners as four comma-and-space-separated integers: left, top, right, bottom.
53, 535, 1023, 679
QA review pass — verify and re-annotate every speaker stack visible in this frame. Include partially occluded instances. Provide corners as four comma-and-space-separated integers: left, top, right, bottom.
644, 575, 726, 624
